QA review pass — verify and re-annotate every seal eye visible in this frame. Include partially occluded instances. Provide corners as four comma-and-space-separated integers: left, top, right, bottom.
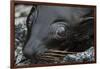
49, 22, 68, 40
56, 26, 66, 37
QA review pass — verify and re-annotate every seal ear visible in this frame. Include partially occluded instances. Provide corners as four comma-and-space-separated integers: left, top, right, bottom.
26, 5, 38, 41
77, 8, 95, 41
74, 16, 94, 43
80, 16, 94, 37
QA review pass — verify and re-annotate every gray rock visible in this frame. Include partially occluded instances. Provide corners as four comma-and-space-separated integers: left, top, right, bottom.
63, 47, 95, 62
15, 5, 32, 65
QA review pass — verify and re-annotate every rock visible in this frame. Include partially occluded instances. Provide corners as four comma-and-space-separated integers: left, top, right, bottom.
63, 47, 95, 62
15, 5, 32, 65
